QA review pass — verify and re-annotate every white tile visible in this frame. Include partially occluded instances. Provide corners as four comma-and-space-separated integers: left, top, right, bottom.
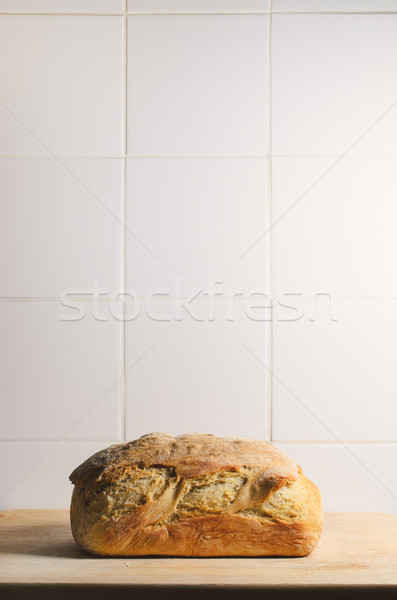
273, 0, 397, 11
0, 16, 123, 155
0, 302, 122, 440
0, 158, 122, 297
274, 443, 397, 514
0, 441, 116, 509
272, 14, 397, 155
272, 157, 397, 298
272, 298, 397, 441
0, 0, 123, 12
125, 299, 268, 440
127, 16, 268, 155
128, 0, 269, 11
125, 158, 267, 297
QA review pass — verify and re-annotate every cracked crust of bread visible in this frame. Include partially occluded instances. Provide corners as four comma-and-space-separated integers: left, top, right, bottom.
70, 432, 322, 557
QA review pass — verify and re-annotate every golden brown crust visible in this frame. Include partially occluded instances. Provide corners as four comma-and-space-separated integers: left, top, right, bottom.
70, 432, 300, 484
69, 432, 322, 557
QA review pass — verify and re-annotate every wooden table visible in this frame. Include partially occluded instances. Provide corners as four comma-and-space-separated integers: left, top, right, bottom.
1, 510, 396, 599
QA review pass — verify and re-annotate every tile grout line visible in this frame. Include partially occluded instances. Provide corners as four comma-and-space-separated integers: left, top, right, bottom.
266, 0, 273, 444
2, 439, 397, 445
126, 154, 268, 158
0, 154, 268, 159
0, 297, 125, 302
271, 153, 397, 158
0, 11, 270, 16
0, 152, 397, 160
129, 10, 397, 15
2, 296, 397, 302
0, 155, 124, 159
2, 11, 397, 16
126, 11, 270, 15
2, 10, 397, 17
272, 440, 397, 445
0, 12, 125, 16
271, 10, 397, 14
0, 440, 124, 444
120, 0, 128, 443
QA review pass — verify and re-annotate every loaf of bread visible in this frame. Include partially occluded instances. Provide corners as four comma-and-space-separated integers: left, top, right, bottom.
69, 432, 322, 557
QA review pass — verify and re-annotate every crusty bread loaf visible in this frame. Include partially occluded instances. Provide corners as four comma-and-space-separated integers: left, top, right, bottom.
69, 432, 322, 557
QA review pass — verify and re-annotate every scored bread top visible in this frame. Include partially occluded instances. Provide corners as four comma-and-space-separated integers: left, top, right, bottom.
70, 432, 301, 485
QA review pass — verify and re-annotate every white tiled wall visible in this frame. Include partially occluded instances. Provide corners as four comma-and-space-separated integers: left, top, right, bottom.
0, 159, 123, 295
1, 0, 396, 516
125, 299, 268, 440
127, 15, 268, 155
272, 14, 397, 155
0, 15, 123, 155
125, 158, 267, 295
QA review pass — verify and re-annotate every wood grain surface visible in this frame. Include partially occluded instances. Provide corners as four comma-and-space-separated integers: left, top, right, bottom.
1, 510, 396, 599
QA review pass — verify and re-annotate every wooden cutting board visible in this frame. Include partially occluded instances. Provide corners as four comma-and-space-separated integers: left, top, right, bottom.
1, 510, 397, 599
